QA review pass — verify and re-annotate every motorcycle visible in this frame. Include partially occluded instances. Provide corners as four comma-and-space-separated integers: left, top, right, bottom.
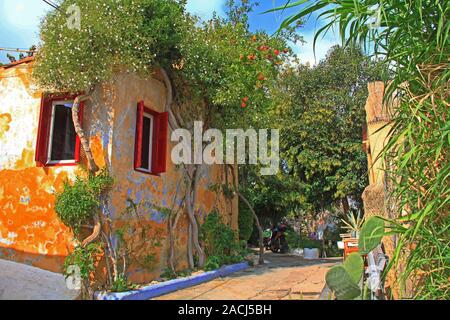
263, 229, 272, 250
267, 224, 289, 254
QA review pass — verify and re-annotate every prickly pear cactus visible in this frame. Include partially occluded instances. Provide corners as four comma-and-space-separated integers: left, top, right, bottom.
358, 216, 385, 254
326, 217, 385, 300
325, 265, 361, 300
344, 253, 364, 284
325, 252, 364, 300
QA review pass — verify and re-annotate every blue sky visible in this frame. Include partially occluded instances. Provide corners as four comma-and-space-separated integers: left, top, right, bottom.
0, 0, 340, 65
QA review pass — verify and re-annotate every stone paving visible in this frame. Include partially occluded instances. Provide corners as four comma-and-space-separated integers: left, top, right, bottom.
155, 253, 340, 300
0, 258, 79, 300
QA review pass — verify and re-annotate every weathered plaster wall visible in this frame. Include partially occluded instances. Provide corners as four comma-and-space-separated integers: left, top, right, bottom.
0, 62, 114, 272
107, 73, 238, 283
0, 62, 75, 271
0, 65, 238, 281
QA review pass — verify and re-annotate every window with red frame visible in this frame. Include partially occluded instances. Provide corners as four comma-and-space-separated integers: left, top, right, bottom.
134, 101, 168, 175
35, 95, 83, 167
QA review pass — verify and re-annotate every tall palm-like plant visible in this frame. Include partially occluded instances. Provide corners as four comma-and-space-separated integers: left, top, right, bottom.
341, 211, 365, 238
268, 0, 449, 299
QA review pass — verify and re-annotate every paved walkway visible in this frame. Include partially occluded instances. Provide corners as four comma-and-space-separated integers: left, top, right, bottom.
155, 253, 340, 300
0, 259, 79, 300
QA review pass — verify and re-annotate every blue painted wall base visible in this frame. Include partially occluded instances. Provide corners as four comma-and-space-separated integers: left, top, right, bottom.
95, 262, 250, 300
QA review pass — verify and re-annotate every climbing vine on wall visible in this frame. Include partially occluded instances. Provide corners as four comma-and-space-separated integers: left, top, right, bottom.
33, 0, 185, 93
55, 169, 113, 297
115, 199, 166, 273
34, 0, 300, 273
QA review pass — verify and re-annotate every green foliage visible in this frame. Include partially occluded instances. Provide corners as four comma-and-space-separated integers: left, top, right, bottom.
239, 46, 381, 237
273, 0, 449, 300
34, 0, 295, 135
325, 218, 384, 300
298, 239, 322, 250
55, 179, 97, 233
277, 46, 381, 212
201, 212, 245, 270
384, 73, 449, 299
326, 252, 364, 300
177, 18, 290, 128
64, 243, 102, 281
239, 168, 299, 229
204, 256, 222, 272
55, 169, 114, 233
160, 268, 178, 280
161, 268, 192, 280
116, 199, 165, 272
326, 264, 361, 300
111, 274, 130, 293
33, 0, 185, 92
341, 211, 365, 235
140, 254, 157, 270
345, 253, 364, 284
358, 217, 385, 255
323, 243, 343, 258
284, 228, 323, 250
284, 230, 302, 249
88, 168, 115, 196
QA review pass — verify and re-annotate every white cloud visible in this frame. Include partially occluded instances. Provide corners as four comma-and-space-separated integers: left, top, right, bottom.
186, 0, 226, 21
294, 30, 340, 66
285, 6, 342, 66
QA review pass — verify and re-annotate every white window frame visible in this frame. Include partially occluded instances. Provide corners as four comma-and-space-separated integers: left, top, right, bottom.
137, 112, 154, 173
47, 100, 77, 165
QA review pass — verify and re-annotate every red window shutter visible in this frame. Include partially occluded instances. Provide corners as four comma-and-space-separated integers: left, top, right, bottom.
151, 111, 169, 174
134, 101, 145, 170
35, 95, 52, 167
74, 101, 84, 163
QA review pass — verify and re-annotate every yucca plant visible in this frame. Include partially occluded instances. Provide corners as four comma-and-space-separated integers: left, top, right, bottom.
341, 211, 365, 238
269, 0, 449, 299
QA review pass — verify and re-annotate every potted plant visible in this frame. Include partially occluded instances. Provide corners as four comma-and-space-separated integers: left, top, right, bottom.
301, 239, 323, 260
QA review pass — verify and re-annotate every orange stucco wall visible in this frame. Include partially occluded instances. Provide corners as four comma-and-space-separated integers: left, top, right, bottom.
105, 72, 238, 282
0, 63, 238, 281
0, 62, 77, 271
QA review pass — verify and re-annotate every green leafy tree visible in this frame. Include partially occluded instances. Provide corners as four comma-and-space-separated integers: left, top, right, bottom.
271, 0, 449, 300
278, 46, 382, 214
